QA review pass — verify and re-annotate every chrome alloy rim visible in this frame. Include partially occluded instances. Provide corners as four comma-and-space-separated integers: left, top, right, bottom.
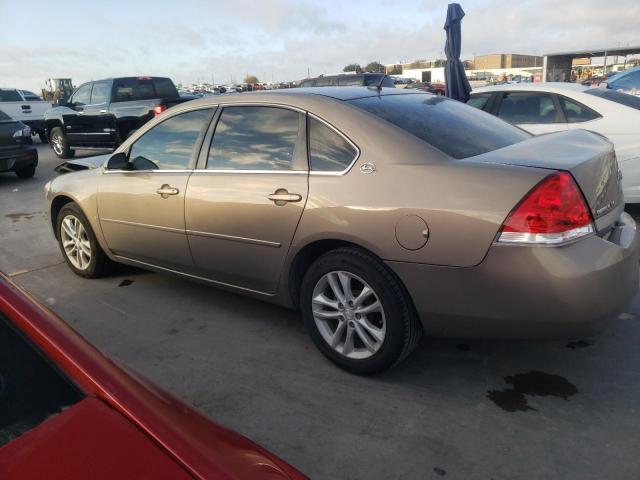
60, 215, 92, 270
51, 133, 64, 155
312, 271, 386, 359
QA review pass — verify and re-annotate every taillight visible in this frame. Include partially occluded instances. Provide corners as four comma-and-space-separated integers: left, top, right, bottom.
497, 171, 594, 245
153, 104, 167, 116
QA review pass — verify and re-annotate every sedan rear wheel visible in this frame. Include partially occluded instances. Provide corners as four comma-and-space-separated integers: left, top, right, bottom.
57, 202, 114, 278
301, 248, 422, 375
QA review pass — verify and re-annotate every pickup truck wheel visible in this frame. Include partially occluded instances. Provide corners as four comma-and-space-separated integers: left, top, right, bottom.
57, 202, 115, 278
50, 127, 75, 159
15, 165, 36, 178
38, 132, 47, 143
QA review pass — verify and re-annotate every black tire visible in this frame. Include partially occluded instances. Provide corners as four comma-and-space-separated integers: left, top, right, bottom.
49, 127, 75, 159
56, 202, 115, 278
38, 131, 47, 143
300, 248, 422, 375
15, 165, 35, 178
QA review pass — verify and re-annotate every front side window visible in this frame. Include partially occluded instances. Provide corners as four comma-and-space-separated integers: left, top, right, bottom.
207, 106, 304, 171
0, 90, 22, 102
71, 84, 92, 106
497, 92, 559, 124
309, 117, 357, 171
558, 96, 600, 123
128, 108, 212, 170
90, 82, 110, 105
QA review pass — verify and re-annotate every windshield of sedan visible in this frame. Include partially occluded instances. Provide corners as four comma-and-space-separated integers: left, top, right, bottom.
347, 93, 530, 159
584, 88, 640, 110
0, 313, 83, 447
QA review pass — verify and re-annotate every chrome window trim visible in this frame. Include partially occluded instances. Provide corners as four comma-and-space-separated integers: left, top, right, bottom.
101, 218, 184, 234
307, 112, 360, 176
192, 169, 307, 175
186, 229, 281, 248
103, 169, 193, 174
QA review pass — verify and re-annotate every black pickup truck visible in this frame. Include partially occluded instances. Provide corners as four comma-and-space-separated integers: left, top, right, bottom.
44, 77, 191, 159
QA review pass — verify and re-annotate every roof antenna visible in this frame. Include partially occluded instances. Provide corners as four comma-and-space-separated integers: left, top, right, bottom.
368, 74, 387, 92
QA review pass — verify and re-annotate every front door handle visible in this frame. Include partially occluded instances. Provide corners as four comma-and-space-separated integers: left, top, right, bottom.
156, 184, 180, 198
268, 189, 302, 206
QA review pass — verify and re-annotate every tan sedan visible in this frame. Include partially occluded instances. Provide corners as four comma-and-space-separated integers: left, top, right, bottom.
45, 87, 639, 374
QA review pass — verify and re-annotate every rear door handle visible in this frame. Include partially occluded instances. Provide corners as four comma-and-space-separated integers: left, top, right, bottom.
99, 109, 108, 113
156, 184, 180, 198
268, 189, 302, 206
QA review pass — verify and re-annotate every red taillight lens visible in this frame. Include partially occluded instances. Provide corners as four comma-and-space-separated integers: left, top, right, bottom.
498, 171, 594, 244
153, 104, 167, 116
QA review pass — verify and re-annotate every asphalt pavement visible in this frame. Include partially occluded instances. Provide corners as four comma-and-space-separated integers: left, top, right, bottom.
1, 141, 639, 479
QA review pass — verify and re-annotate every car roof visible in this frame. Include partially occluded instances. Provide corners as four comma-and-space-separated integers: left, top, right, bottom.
607, 66, 640, 82
472, 82, 589, 95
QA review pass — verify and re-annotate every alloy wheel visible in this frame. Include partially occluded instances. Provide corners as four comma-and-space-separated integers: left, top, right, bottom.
312, 271, 386, 359
51, 133, 64, 155
60, 215, 92, 270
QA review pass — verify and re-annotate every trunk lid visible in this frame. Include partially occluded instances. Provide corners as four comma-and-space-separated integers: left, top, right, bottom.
470, 129, 624, 232
0, 120, 24, 151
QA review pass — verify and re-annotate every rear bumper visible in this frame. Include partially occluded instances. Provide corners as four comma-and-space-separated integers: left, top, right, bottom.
0, 146, 38, 172
387, 213, 639, 339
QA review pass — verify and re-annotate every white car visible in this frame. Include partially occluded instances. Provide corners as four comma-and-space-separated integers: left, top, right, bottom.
469, 83, 640, 203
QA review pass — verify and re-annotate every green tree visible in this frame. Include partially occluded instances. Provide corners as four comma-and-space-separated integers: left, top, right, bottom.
364, 61, 385, 73
343, 63, 362, 73
244, 75, 259, 84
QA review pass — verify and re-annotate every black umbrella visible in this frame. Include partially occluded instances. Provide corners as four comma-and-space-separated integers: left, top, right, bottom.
443, 3, 472, 102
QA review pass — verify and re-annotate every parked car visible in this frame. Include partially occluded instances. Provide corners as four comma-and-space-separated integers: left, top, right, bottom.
45, 87, 638, 374
405, 81, 446, 95
468, 83, 640, 202
601, 66, 640, 97
299, 73, 395, 88
0, 109, 38, 178
0, 88, 51, 143
44, 76, 191, 159
0, 272, 306, 479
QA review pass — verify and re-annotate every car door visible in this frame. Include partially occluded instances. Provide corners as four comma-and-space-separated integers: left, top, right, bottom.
185, 105, 308, 293
63, 83, 93, 143
97, 107, 214, 271
80, 80, 115, 145
495, 91, 568, 135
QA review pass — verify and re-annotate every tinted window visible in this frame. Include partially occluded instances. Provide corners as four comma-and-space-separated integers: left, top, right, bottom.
315, 77, 335, 87
585, 88, 640, 110
610, 71, 640, 90
113, 78, 137, 102
497, 92, 559, 124
348, 93, 530, 159
128, 108, 212, 170
112, 78, 177, 102
0, 90, 22, 102
208, 107, 304, 171
71, 84, 92, 106
338, 75, 364, 86
300, 80, 314, 88
20, 90, 41, 101
0, 110, 12, 121
467, 94, 491, 110
90, 82, 110, 104
558, 96, 600, 123
309, 117, 357, 171
152, 78, 179, 98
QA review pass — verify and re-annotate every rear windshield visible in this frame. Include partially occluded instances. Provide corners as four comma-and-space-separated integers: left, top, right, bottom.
112, 77, 179, 102
0, 313, 83, 447
585, 88, 640, 110
348, 93, 530, 159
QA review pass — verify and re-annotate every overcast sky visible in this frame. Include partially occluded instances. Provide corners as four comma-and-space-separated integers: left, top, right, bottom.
1, 0, 638, 91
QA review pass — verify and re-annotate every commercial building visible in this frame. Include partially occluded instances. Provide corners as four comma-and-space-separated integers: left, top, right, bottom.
474, 53, 543, 70
543, 45, 640, 82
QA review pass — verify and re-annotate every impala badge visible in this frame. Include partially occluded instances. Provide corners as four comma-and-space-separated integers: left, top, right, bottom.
360, 162, 376, 174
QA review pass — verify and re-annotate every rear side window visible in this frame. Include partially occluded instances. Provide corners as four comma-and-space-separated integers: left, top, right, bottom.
467, 94, 491, 111
152, 78, 179, 98
128, 108, 212, 170
338, 75, 364, 86
558, 96, 600, 123
497, 92, 559, 124
348, 93, 530, 159
113, 78, 178, 102
208, 106, 305, 171
0, 90, 22, 102
0, 313, 83, 448
309, 117, 358, 171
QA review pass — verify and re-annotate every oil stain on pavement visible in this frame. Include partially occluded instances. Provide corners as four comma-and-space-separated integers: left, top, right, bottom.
487, 371, 578, 412
5, 212, 41, 223
118, 279, 134, 287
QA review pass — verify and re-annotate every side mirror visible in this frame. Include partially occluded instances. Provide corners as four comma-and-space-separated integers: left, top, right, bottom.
56, 98, 69, 107
106, 152, 129, 170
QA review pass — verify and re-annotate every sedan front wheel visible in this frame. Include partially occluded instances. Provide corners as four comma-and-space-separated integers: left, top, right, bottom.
301, 248, 422, 374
